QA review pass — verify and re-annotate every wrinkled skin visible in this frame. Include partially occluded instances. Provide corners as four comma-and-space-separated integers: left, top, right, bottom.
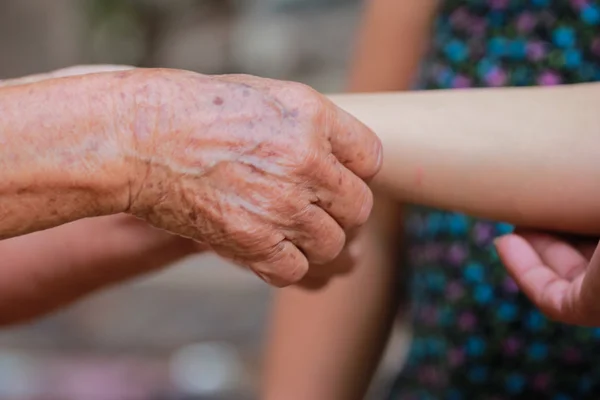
0, 64, 380, 327
118, 70, 382, 286
496, 229, 600, 326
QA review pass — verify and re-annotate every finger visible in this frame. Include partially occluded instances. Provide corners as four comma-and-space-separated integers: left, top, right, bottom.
495, 234, 579, 323
313, 154, 374, 230
517, 231, 588, 281
248, 240, 309, 288
297, 228, 363, 289
324, 101, 383, 180
283, 204, 346, 265
578, 242, 600, 319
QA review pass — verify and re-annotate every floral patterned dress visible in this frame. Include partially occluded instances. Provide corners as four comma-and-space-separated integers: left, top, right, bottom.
389, 1, 600, 399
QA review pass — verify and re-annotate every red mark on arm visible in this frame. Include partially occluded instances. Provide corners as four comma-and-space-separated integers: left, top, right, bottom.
414, 166, 424, 187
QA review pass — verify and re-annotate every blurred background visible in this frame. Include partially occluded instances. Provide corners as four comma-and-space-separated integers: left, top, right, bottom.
0, 1, 409, 399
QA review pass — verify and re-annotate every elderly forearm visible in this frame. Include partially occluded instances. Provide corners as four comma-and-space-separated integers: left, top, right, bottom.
0, 215, 195, 325
0, 72, 135, 239
330, 83, 600, 234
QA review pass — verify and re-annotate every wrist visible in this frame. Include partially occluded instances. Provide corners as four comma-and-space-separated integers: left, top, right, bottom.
113, 68, 218, 215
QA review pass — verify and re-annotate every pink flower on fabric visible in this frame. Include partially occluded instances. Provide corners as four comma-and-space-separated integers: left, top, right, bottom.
446, 243, 469, 266
526, 41, 547, 61
458, 312, 476, 331
449, 7, 471, 30
533, 373, 551, 391
489, 0, 510, 10
420, 305, 439, 326
563, 347, 582, 364
485, 67, 508, 87
502, 337, 522, 356
472, 222, 495, 245
537, 70, 562, 86
446, 281, 465, 301
469, 17, 488, 35
452, 74, 472, 88
503, 277, 520, 294
418, 366, 447, 386
448, 348, 466, 367
571, 0, 588, 10
591, 37, 600, 57
423, 243, 445, 262
516, 12, 537, 33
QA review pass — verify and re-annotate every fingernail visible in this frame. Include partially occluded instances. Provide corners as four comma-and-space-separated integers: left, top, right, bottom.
253, 270, 272, 285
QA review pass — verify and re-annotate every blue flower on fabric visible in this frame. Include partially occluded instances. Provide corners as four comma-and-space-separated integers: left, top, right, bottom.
447, 213, 469, 235
512, 66, 532, 85
506, 373, 526, 394
436, 67, 455, 88
579, 376, 592, 394
579, 62, 596, 80
488, 37, 507, 57
468, 366, 488, 383
553, 27, 576, 48
531, 0, 550, 6
581, 4, 600, 25
444, 39, 469, 63
564, 48, 582, 68
426, 337, 447, 356
474, 284, 494, 304
446, 389, 463, 400
528, 342, 549, 361
416, 391, 436, 400
553, 394, 572, 400
464, 262, 485, 283
477, 58, 496, 79
425, 271, 446, 292
426, 213, 445, 235
488, 11, 505, 27
497, 302, 518, 321
465, 336, 486, 357
508, 39, 527, 59
495, 222, 514, 235
526, 310, 547, 331
411, 338, 426, 359
438, 306, 455, 326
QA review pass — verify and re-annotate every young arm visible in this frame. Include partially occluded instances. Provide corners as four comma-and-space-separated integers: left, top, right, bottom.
329, 83, 600, 234
262, 1, 436, 399
262, 197, 403, 400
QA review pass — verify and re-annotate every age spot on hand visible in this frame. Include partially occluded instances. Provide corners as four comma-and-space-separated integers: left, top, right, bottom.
213, 96, 224, 106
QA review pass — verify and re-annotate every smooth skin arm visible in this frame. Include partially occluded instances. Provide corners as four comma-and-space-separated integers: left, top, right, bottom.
330, 82, 600, 235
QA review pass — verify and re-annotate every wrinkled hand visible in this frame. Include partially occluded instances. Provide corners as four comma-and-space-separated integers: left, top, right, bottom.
495, 229, 600, 326
124, 70, 382, 286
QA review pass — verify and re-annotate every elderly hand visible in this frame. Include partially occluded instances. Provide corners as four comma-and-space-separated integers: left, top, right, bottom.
495, 229, 600, 326
114, 70, 381, 286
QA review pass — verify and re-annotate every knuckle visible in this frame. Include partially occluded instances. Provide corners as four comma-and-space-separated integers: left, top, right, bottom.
350, 183, 374, 228
286, 81, 324, 115
262, 241, 309, 286
287, 81, 319, 100
321, 227, 347, 263
293, 144, 324, 176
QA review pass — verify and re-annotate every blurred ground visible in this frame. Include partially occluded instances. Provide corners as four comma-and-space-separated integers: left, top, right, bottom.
0, 1, 409, 398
